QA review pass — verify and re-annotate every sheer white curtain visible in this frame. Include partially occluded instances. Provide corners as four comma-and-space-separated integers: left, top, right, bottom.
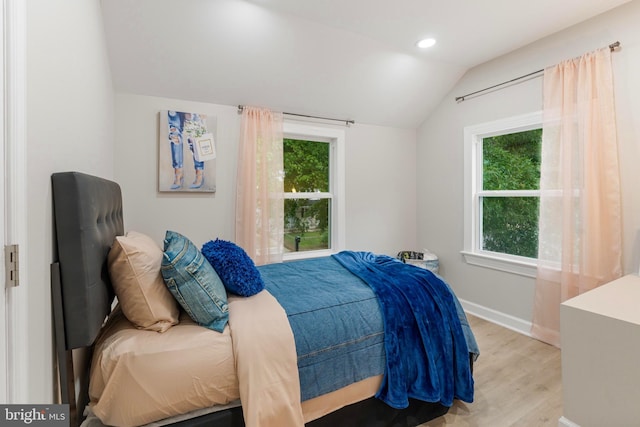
531, 47, 622, 347
235, 106, 284, 265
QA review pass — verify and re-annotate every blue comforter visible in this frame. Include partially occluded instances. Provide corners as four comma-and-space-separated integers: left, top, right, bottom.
259, 252, 476, 409
259, 257, 385, 401
332, 251, 475, 409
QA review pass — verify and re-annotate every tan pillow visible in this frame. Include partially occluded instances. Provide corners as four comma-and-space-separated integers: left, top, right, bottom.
108, 231, 179, 332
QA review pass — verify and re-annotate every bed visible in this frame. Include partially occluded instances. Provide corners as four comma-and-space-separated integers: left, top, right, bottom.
50, 171, 478, 427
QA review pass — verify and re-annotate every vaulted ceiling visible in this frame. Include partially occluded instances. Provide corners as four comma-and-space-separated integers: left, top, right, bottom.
101, 0, 630, 128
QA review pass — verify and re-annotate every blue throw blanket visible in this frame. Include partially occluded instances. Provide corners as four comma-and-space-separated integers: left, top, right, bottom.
332, 251, 475, 409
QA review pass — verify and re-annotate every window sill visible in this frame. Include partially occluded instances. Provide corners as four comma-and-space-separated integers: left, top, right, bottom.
461, 250, 537, 278
283, 249, 334, 262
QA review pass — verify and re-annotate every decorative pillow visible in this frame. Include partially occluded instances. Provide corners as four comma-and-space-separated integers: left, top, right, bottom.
201, 238, 265, 297
108, 231, 180, 332
161, 231, 229, 332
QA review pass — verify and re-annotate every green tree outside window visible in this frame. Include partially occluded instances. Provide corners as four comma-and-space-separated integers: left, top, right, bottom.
283, 138, 330, 252
481, 129, 541, 258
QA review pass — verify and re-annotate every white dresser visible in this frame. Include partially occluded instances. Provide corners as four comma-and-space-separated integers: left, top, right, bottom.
560, 274, 640, 427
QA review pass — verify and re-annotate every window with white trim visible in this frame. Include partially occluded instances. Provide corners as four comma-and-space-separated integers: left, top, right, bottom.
462, 112, 542, 277
282, 122, 345, 261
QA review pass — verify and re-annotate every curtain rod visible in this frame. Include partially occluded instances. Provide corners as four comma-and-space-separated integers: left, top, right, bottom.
237, 105, 355, 126
455, 41, 621, 103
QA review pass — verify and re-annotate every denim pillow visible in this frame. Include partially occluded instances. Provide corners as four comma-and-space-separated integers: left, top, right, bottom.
161, 230, 228, 332
201, 239, 265, 297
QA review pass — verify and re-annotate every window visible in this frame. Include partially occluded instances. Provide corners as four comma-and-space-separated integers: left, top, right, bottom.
463, 112, 542, 277
282, 122, 345, 261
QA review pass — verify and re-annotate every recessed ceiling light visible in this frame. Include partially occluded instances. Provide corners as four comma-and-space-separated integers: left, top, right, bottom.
416, 38, 436, 49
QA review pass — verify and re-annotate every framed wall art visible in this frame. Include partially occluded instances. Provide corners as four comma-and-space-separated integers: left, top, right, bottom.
158, 110, 217, 192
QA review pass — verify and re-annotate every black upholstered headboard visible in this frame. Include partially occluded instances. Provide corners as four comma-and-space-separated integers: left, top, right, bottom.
51, 172, 124, 349
50, 172, 124, 426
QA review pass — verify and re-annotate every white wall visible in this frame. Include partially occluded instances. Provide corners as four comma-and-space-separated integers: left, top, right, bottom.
26, 0, 114, 402
114, 94, 417, 256
344, 124, 417, 254
417, 0, 640, 327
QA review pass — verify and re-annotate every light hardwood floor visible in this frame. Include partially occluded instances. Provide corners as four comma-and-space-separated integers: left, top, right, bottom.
420, 314, 562, 427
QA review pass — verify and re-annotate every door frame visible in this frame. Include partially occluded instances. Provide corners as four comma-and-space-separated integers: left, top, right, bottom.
0, 0, 7, 402
2, 0, 27, 403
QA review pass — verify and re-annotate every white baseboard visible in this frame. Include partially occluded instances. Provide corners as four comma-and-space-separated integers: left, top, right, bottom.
459, 299, 532, 337
558, 416, 581, 427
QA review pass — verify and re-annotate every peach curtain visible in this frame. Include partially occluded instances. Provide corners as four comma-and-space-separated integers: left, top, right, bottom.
531, 47, 622, 347
236, 106, 284, 265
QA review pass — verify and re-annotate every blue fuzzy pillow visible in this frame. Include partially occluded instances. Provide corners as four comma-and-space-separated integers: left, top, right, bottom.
201, 239, 265, 297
